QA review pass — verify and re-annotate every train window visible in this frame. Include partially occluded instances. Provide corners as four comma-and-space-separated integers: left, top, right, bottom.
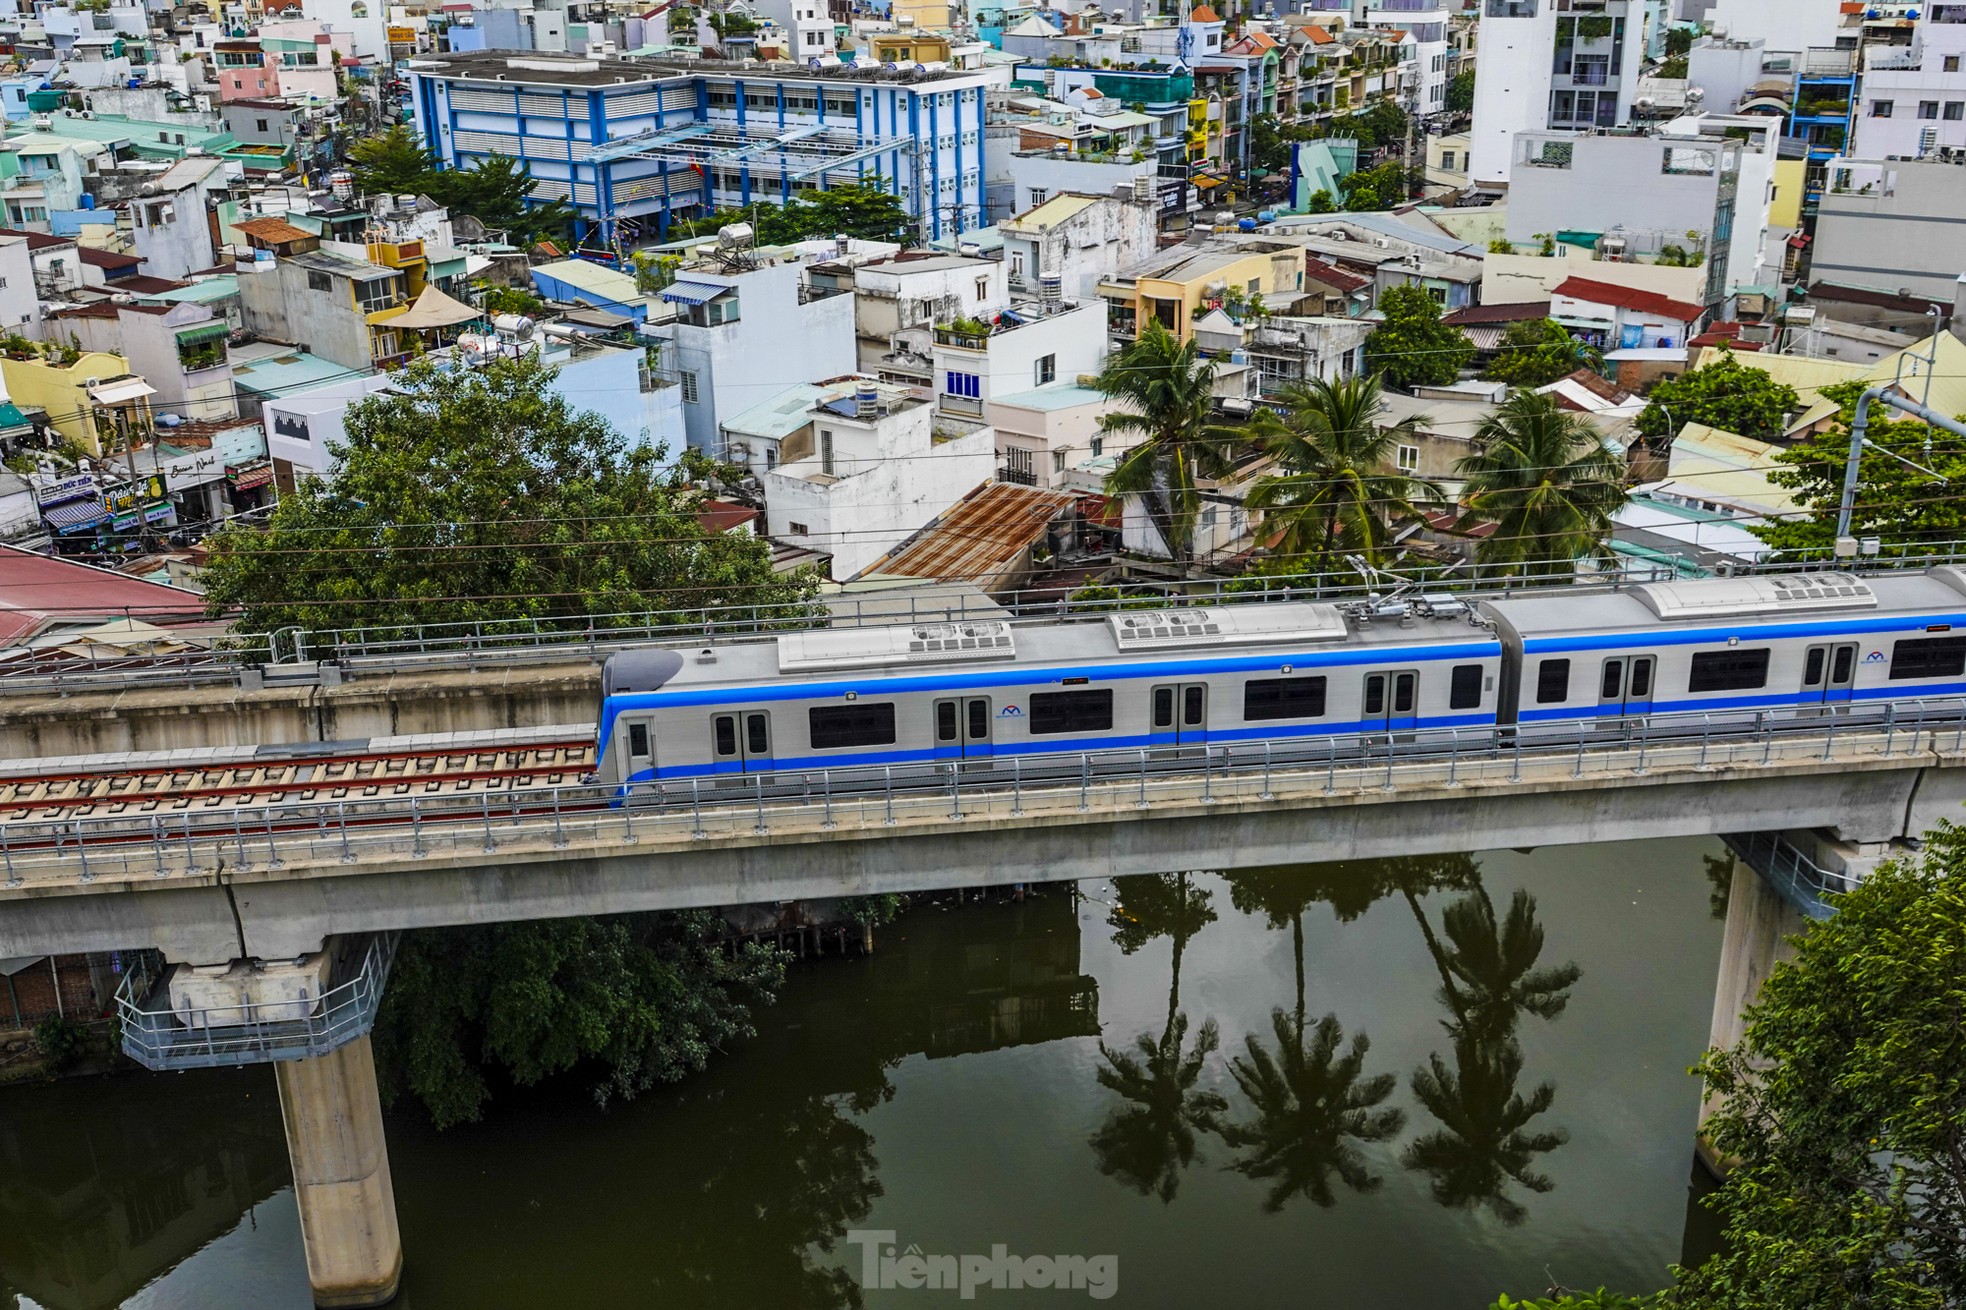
1688, 649, 1770, 693
936, 701, 958, 742
1630, 659, 1652, 698
1029, 688, 1114, 735
1449, 664, 1483, 710
1183, 686, 1205, 726
808, 703, 897, 749
1600, 662, 1623, 699
1803, 648, 1825, 687
1535, 659, 1571, 704
746, 713, 769, 755
968, 699, 989, 739
1890, 635, 1966, 680
1833, 646, 1856, 684
1244, 676, 1327, 720
1392, 673, 1416, 714
1153, 687, 1175, 728
628, 723, 650, 758
1688, 650, 1768, 692
713, 715, 737, 757
1363, 676, 1385, 715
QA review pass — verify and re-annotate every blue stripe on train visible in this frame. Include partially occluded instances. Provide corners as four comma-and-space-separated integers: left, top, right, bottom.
622, 710, 1504, 784
1521, 611, 1966, 654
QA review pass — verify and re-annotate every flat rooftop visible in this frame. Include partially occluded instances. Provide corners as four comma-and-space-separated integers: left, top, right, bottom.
410, 48, 978, 87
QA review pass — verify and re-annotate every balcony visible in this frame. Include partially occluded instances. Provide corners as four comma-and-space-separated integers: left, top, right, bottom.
1800, 48, 1857, 77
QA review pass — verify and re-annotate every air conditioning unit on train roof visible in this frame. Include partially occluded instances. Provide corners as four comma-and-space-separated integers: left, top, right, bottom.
1630, 572, 1876, 621
777, 621, 1016, 673
1107, 603, 1348, 650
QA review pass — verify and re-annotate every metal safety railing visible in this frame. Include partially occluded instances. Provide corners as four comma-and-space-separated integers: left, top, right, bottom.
5, 699, 1963, 889
1722, 830, 1858, 920
114, 932, 397, 1070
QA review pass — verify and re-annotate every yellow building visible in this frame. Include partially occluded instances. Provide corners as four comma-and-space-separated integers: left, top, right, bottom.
867, 29, 951, 62
1770, 159, 1807, 230
1100, 242, 1307, 343
1, 351, 153, 458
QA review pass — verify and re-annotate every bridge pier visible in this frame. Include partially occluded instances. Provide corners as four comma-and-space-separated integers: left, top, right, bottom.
274, 1034, 404, 1308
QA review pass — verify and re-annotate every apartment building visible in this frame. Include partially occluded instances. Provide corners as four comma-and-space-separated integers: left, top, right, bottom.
1469, 0, 1647, 188
408, 50, 990, 245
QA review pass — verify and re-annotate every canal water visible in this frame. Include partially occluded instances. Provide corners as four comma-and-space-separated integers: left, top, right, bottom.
0, 837, 1730, 1309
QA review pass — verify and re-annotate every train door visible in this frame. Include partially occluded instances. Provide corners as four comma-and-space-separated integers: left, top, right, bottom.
1597, 655, 1656, 726
1363, 670, 1419, 737
1800, 642, 1858, 709
710, 710, 773, 773
934, 697, 994, 761
1150, 683, 1209, 746
620, 718, 654, 782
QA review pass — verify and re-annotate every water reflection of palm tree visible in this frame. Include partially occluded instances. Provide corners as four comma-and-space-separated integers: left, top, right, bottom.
1402, 1032, 1565, 1225
1222, 1008, 1405, 1212
1400, 885, 1579, 1226
1090, 1012, 1229, 1203
1090, 873, 1225, 1203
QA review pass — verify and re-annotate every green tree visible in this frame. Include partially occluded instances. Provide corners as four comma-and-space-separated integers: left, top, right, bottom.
1633, 348, 1801, 441
1250, 112, 1290, 175
1455, 389, 1628, 576
1681, 824, 1966, 1308
1221, 1009, 1406, 1212
347, 123, 436, 197
1090, 873, 1224, 1203
1365, 284, 1475, 390
1339, 159, 1420, 211
373, 910, 788, 1128
1244, 373, 1437, 575
1446, 69, 1476, 114
201, 354, 818, 635
1664, 24, 1695, 58
1482, 319, 1603, 389
432, 152, 578, 246
668, 183, 917, 247
1096, 319, 1242, 570
1750, 378, 1966, 558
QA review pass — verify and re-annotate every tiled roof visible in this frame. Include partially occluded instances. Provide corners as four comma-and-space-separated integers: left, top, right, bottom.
78, 246, 141, 269
1188, 4, 1220, 19
1302, 255, 1371, 294
0, 543, 207, 648
0, 227, 73, 250
1443, 299, 1550, 326
1551, 276, 1704, 323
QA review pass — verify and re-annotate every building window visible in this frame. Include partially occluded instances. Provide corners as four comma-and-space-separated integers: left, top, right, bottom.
788, 520, 809, 535
1949, 102, 1966, 121
1089, 436, 1103, 457
1009, 251, 1025, 280
1035, 353, 1056, 385
1873, 99, 1895, 117
944, 370, 981, 399
680, 370, 699, 404
1395, 444, 1419, 472
307, 270, 333, 292
1028, 188, 1048, 205
1052, 448, 1067, 475
1949, 54, 1962, 71
256, 118, 269, 131
819, 428, 834, 475
976, 276, 989, 300
1921, 100, 1941, 119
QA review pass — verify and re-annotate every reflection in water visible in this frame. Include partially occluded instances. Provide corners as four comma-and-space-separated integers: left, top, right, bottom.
0, 1069, 289, 1310
1401, 885, 1581, 1225
1090, 873, 1224, 1204
0, 845, 1737, 1309
1221, 1009, 1405, 1212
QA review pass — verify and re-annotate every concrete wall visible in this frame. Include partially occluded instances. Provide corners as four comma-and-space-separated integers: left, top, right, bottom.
1813, 157, 1966, 301
0, 664, 601, 759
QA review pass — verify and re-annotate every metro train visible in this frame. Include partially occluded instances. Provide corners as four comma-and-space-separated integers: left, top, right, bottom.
591, 568, 1966, 791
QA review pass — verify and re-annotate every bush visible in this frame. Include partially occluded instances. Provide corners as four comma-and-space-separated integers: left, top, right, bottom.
32, 1015, 89, 1072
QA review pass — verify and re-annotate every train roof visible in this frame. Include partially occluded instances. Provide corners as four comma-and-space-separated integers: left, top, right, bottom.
1481, 568, 1966, 640
602, 601, 1498, 697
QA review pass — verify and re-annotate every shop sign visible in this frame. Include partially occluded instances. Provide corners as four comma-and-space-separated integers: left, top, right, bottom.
162, 448, 225, 492
104, 474, 167, 513
32, 472, 96, 508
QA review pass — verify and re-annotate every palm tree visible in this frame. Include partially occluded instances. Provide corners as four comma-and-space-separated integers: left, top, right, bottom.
1221, 1009, 1406, 1212
1455, 388, 1628, 577
1096, 320, 1242, 571
1245, 374, 1439, 576
1401, 1031, 1566, 1225
1089, 1014, 1231, 1204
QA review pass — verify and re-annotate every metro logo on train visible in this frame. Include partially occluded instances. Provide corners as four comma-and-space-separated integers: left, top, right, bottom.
589, 569, 1966, 791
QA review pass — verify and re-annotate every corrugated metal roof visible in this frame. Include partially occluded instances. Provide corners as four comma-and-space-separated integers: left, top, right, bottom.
870, 482, 1074, 586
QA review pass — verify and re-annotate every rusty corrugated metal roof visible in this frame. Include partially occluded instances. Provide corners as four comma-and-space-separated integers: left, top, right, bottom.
870, 482, 1074, 586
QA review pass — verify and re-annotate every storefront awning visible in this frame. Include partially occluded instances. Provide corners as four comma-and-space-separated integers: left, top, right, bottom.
44, 499, 108, 531
661, 281, 731, 305
227, 463, 274, 491
86, 377, 158, 405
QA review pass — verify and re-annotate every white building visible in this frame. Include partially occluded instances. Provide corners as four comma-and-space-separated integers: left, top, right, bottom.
1358, 0, 1452, 114
847, 252, 1008, 384
651, 253, 858, 454
1706, 0, 1846, 53
998, 191, 1161, 303
130, 158, 225, 280
0, 232, 37, 333
930, 299, 1109, 427
758, 376, 997, 581
988, 381, 1120, 488
1851, 7, 1966, 161
1469, 0, 1647, 188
